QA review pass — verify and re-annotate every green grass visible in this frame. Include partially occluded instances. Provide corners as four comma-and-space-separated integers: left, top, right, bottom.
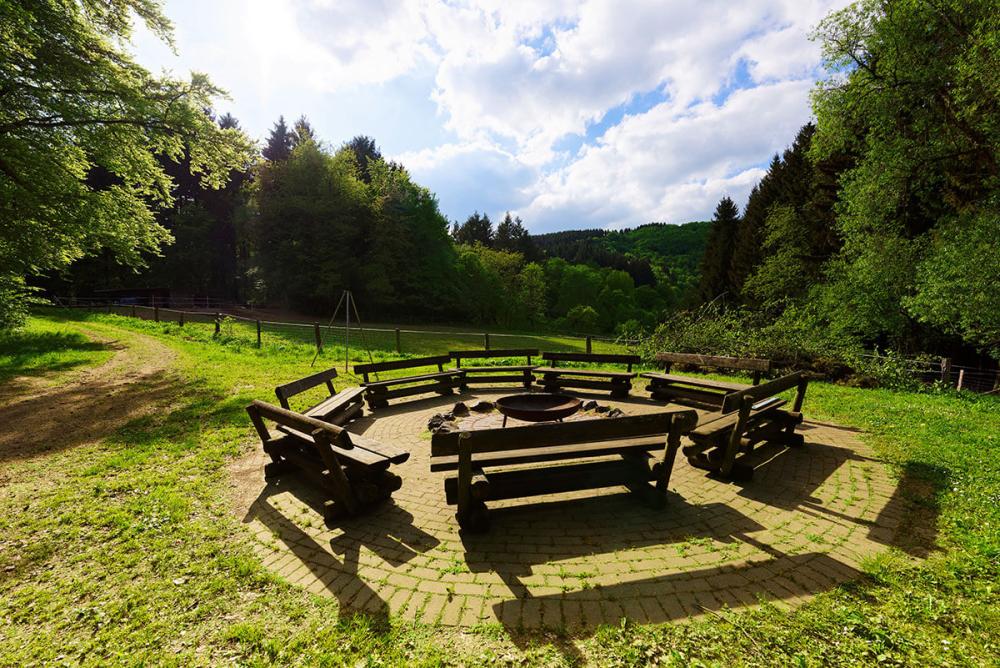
1, 310, 999, 665
0, 317, 112, 383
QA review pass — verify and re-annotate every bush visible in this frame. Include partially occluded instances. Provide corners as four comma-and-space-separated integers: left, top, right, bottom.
636, 302, 930, 388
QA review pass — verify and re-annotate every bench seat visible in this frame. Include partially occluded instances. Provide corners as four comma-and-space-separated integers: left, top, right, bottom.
430, 434, 665, 471
304, 386, 367, 422
365, 370, 462, 388
682, 373, 808, 480
430, 410, 697, 531
533, 352, 642, 398
354, 355, 465, 409
247, 400, 409, 524
274, 367, 365, 426
450, 349, 539, 390
534, 366, 636, 379
641, 372, 751, 392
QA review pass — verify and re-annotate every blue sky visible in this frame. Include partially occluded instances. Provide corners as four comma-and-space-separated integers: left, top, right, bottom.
130, 0, 848, 232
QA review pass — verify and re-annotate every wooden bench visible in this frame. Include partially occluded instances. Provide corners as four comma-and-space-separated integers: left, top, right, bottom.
246, 400, 410, 524
643, 352, 773, 409
533, 352, 641, 398
353, 355, 466, 410
274, 367, 365, 426
430, 410, 698, 531
449, 348, 538, 390
683, 371, 808, 481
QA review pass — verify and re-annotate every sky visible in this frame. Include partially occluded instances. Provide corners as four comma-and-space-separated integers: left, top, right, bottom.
129, 0, 849, 233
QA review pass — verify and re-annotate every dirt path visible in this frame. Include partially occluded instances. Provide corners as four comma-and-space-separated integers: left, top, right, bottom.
0, 324, 180, 468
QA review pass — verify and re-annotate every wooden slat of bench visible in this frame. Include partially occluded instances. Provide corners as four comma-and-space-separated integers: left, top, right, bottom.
460, 365, 536, 372
365, 371, 463, 388
275, 367, 338, 403
542, 352, 641, 365
376, 380, 463, 401
346, 431, 410, 464
430, 434, 665, 471
691, 399, 788, 438
444, 458, 653, 504
535, 367, 635, 378
641, 372, 750, 392
354, 355, 451, 374
540, 378, 623, 392
654, 352, 771, 372
304, 386, 366, 417
462, 374, 532, 384
431, 411, 695, 456
451, 349, 538, 360
274, 426, 391, 469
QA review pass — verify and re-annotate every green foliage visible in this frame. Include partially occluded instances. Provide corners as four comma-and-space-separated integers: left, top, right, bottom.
0, 0, 254, 327
697, 196, 740, 302
807, 0, 1000, 355
905, 205, 1000, 360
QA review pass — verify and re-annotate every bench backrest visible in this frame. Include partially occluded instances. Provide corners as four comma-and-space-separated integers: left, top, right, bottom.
541, 351, 642, 372
655, 352, 771, 383
353, 355, 452, 382
450, 348, 539, 366
431, 410, 697, 457
720, 371, 807, 415
246, 399, 348, 443
274, 367, 338, 408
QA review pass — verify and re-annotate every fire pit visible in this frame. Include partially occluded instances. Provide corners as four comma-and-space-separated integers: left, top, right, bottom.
495, 393, 582, 427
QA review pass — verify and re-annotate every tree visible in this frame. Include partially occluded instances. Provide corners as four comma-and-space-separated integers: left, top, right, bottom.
743, 124, 843, 306
698, 197, 740, 301
292, 115, 315, 146
345, 135, 382, 183
263, 116, 294, 161
809, 0, 1000, 353
453, 212, 494, 246
0, 0, 253, 327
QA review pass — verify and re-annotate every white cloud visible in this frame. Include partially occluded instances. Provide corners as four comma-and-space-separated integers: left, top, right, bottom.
132, 0, 852, 229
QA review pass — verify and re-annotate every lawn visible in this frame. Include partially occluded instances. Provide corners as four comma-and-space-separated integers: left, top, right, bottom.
0, 311, 998, 666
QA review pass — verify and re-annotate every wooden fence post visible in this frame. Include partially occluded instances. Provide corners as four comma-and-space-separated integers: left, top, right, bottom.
395, 328, 401, 354
940, 357, 952, 384
178, 311, 184, 327
956, 368, 965, 391
314, 322, 322, 352
214, 313, 221, 337
154, 306, 159, 322
484, 333, 490, 350
131, 305, 136, 318
256, 319, 262, 348
586, 336, 592, 354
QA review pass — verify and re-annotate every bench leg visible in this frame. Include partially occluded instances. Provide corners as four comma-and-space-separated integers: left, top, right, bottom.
610, 383, 630, 400
456, 500, 490, 532
263, 460, 295, 478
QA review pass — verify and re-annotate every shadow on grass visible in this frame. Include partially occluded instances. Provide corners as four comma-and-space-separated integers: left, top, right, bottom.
0, 330, 112, 384
0, 369, 182, 464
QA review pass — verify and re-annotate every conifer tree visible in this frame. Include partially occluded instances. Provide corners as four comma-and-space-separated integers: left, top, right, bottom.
292, 115, 315, 146
262, 116, 293, 161
698, 197, 741, 302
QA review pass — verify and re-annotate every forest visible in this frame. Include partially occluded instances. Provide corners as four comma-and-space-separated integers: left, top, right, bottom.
38, 115, 710, 334
4, 0, 998, 367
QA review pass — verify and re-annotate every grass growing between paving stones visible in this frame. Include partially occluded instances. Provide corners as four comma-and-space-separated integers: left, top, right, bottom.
1, 310, 999, 665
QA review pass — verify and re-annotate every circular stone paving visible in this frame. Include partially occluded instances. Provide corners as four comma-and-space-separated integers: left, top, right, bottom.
232, 389, 914, 630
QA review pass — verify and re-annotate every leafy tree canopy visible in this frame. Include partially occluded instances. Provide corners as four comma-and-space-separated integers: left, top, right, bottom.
0, 0, 254, 326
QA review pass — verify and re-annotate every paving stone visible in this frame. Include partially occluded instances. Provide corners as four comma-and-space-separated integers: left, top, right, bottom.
240, 392, 909, 629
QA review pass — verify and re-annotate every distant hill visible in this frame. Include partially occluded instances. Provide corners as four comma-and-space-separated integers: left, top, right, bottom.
531, 221, 710, 296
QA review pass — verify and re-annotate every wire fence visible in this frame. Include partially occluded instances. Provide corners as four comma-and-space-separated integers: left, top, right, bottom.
40, 301, 1000, 394
857, 352, 1000, 394
46, 302, 633, 359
